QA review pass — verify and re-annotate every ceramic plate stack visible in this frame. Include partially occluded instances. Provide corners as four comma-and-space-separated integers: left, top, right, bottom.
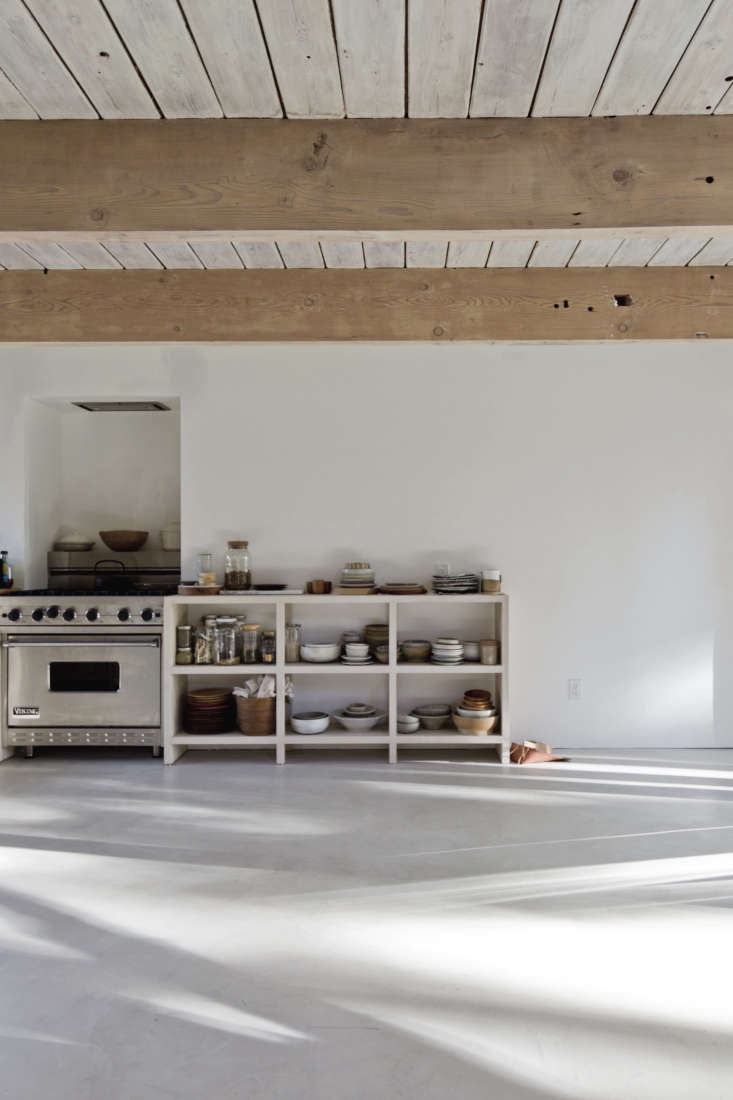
335, 561, 377, 595
364, 623, 389, 654
184, 688, 236, 734
431, 636, 464, 665
378, 582, 427, 595
432, 571, 480, 594
341, 648, 374, 666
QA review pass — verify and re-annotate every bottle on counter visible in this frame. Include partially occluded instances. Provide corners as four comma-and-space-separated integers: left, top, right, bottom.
224, 540, 251, 590
0, 551, 11, 590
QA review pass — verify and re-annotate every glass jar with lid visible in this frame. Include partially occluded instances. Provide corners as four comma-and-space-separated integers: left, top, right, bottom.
260, 630, 276, 664
215, 617, 240, 665
285, 623, 302, 663
242, 623, 260, 664
224, 540, 251, 590
196, 552, 215, 587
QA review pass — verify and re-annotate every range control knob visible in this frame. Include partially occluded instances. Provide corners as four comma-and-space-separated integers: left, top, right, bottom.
86, 607, 99, 622
117, 607, 130, 622
7, 608, 21, 621
31, 608, 44, 622
46, 605, 60, 619
141, 608, 154, 622
63, 607, 76, 622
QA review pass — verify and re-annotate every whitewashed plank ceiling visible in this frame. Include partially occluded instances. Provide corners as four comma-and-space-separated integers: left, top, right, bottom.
2, 0, 733, 121
4, 236, 732, 270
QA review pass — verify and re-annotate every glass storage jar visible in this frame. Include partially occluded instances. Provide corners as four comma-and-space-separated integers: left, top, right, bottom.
242, 623, 260, 663
285, 623, 302, 663
196, 552, 215, 587
260, 630, 276, 664
224, 540, 251, 590
215, 617, 240, 664
176, 624, 193, 664
194, 616, 217, 664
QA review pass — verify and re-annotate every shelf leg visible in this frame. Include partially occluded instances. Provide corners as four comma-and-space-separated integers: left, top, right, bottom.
164, 743, 187, 765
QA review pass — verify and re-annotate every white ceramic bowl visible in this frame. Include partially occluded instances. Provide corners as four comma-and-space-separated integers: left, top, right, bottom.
462, 642, 480, 661
300, 643, 341, 663
291, 711, 330, 735
456, 705, 496, 718
334, 710, 386, 731
345, 643, 370, 658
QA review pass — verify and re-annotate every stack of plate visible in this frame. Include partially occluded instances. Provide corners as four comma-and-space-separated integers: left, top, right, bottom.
337, 561, 377, 594
432, 571, 480, 594
184, 688, 235, 734
378, 582, 427, 595
365, 623, 389, 653
341, 646, 374, 666
431, 637, 464, 664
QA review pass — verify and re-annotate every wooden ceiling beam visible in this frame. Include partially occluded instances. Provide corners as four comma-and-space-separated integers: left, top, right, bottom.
0, 266, 730, 341
1, 117, 733, 241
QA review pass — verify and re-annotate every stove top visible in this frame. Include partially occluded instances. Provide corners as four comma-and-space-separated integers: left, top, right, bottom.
11, 587, 177, 597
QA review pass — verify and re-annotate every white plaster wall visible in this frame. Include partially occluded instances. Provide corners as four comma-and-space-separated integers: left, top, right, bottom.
1, 341, 731, 748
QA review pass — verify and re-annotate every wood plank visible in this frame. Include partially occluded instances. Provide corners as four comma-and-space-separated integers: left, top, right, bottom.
607, 237, 667, 266
594, 0, 711, 116
103, 240, 162, 269
232, 242, 284, 269
0, 67, 37, 119
647, 237, 711, 266
188, 241, 243, 269
363, 241, 404, 268
688, 237, 733, 266
15, 242, 82, 269
470, 0, 558, 118
0, 0, 95, 118
331, 0, 405, 117
408, 0, 483, 117
178, 0, 281, 118
256, 0, 344, 119
655, 0, 733, 115
568, 238, 624, 266
320, 242, 364, 268
406, 242, 449, 267
486, 240, 535, 267
446, 241, 490, 267
277, 241, 324, 268
6, 117, 733, 239
147, 242, 203, 269
528, 240, 579, 267
0, 243, 42, 269
24, 0, 158, 118
3, 267, 733, 341
60, 241, 121, 268
102, 0, 221, 118
532, 0, 636, 117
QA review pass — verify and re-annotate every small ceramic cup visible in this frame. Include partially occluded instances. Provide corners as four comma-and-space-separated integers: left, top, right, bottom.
480, 639, 500, 665
345, 643, 370, 658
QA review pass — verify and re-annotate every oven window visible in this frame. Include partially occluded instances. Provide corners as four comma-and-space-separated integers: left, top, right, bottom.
49, 662, 120, 692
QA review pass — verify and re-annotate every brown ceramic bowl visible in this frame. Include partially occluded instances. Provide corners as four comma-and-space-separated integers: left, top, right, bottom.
307, 580, 332, 594
99, 529, 148, 552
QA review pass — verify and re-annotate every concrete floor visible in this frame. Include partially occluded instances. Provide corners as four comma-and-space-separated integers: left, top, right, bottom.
0, 747, 732, 1099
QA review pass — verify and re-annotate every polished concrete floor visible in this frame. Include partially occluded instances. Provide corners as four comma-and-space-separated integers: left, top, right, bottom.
1, 747, 732, 1099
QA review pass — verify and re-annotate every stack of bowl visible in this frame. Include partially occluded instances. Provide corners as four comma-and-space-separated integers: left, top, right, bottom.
365, 623, 389, 654
431, 637, 464, 665
411, 702, 452, 730
401, 639, 431, 663
338, 562, 376, 592
334, 703, 385, 731
452, 689, 498, 734
398, 712, 420, 734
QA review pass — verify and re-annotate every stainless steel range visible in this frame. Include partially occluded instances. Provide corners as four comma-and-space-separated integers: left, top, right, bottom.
0, 552, 179, 759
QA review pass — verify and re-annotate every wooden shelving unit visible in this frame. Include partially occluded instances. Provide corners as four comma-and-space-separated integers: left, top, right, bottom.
163, 594, 509, 764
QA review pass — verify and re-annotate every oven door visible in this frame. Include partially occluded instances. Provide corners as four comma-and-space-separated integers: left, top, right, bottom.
5, 635, 160, 728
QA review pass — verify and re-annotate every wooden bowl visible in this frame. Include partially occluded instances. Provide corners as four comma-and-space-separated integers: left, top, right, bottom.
99, 529, 148, 552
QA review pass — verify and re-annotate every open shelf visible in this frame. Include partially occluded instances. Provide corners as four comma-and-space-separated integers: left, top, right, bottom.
164, 592, 510, 764
171, 733, 277, 746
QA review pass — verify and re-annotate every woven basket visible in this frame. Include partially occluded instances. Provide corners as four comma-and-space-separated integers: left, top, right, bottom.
235, 695, 275, 736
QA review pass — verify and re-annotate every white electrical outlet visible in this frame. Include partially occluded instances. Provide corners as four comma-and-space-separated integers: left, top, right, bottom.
568, 678, 582, 700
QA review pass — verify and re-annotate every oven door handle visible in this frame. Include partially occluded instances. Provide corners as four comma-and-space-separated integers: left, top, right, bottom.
2, 639, 160, 648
